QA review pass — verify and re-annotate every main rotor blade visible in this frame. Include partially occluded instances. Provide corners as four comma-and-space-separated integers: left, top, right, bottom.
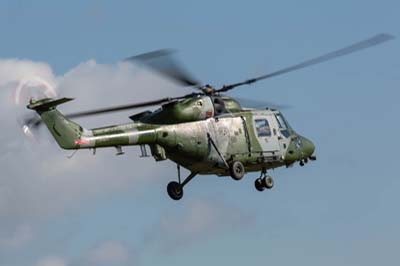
218, 33, 395, 92
125, 49, 201, 87
65, 97, 183, 119
22, 97, 180, 127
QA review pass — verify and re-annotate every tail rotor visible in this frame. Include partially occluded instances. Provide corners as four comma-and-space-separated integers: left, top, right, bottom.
12, 77, 57, 142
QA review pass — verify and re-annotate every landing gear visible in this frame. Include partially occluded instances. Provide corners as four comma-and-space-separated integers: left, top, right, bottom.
254, 178, 265, 192
167, 165, 197, 201
229, 161, 245, 181
167, 181, 183, 200
263, 176, 274, 189
255, 168, 274, 191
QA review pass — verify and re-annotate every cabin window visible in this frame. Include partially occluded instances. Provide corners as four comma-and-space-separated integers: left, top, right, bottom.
255, 119, 271, 137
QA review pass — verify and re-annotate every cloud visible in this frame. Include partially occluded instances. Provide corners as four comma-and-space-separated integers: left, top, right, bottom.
0, 59, 57, 88
0, 57, 180, 212
36, 256, 68, 266
145, 198, 253, 253
0, 224, 33, 250
79, 240, 136, 266
36, 240, 136, 266
0, 58, 182, 256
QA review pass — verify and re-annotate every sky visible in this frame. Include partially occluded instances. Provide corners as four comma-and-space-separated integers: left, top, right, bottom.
0, 1, 399, 266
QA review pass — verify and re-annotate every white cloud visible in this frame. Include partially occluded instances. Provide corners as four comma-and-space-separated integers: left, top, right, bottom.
35, 241, 136, 266
82, 240, 134, 266
0, 59, 57, 89
0, 224, 33, 250
36, 256, 68, 266
0, 58, 182, 256
146, 198, 253, 253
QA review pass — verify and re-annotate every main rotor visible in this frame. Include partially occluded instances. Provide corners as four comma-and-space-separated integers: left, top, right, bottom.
23, 33, 394, 129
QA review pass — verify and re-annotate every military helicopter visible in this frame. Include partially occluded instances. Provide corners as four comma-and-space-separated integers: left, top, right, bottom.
25, 33, 393, 200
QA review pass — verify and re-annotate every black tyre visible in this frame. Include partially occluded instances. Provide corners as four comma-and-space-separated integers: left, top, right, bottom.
167, 181, 183, 200
263, 176, 274, 189
254, 178, 265, 192
229, 161, 245, 181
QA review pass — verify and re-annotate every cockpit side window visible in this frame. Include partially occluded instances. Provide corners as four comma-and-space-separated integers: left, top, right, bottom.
255, 119, 271, 137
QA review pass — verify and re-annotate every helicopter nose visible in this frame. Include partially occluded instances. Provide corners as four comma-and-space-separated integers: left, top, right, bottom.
301, 136, 315, 157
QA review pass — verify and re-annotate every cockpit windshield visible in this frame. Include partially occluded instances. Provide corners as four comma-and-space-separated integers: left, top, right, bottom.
275, 112, 291, 138
275, 113, 289, 129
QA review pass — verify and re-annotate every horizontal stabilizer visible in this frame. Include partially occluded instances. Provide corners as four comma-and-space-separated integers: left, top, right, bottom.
129, 110, 152, 121
27, 98, 74, 111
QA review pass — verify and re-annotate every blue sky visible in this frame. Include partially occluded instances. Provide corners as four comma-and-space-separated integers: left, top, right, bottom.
0, 1, 399, 266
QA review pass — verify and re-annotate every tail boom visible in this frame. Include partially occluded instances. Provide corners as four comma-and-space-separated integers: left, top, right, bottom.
27, 98, 159, 150
74, 127, 157, 149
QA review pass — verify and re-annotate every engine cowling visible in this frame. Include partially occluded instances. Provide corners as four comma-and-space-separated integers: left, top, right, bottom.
138, 95, 242, 125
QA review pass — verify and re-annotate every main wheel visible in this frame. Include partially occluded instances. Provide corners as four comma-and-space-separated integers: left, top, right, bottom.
263, 176, 274, 189
167, 181, 183, 200
229, 161, 245, 181
254, 178, 265, 192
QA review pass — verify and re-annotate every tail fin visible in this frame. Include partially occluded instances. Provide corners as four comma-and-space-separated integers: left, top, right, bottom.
27, 98, 84, 150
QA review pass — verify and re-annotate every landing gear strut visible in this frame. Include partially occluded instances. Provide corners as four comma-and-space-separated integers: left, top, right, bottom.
254, 168, 274, 192
167, 165, 197, 201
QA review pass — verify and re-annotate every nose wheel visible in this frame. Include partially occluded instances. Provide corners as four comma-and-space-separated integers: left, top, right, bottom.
255, 169, 274, 192
254, 178, 265, 191
263, 176, 274, 189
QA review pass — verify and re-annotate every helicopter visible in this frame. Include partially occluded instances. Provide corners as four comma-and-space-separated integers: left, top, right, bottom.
25, 33, 393, 200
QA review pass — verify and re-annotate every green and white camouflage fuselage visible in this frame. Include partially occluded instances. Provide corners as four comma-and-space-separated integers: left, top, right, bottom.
28, 98, 314, 176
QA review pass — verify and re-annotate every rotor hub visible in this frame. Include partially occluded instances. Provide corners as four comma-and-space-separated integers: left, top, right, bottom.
200, 84, 216, 95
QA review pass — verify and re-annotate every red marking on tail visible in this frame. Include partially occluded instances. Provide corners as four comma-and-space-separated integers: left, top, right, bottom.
74, 139, 89, 145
